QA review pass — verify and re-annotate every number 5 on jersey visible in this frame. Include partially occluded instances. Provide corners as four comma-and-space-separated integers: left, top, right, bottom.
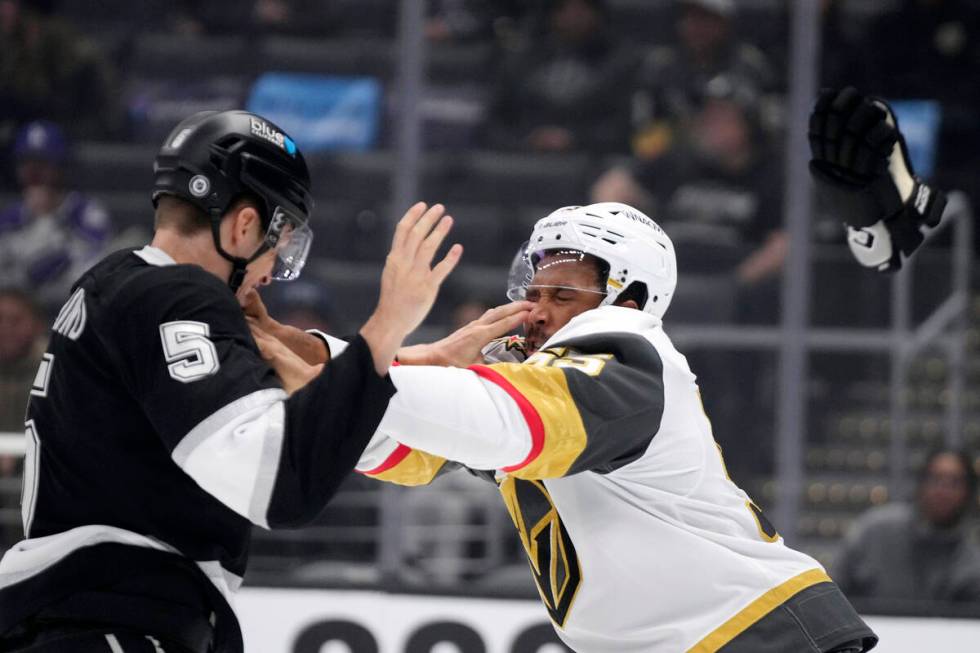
159, 321, 220, 383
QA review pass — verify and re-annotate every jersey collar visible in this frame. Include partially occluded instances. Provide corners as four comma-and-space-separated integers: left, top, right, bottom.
134, 245, 177, 267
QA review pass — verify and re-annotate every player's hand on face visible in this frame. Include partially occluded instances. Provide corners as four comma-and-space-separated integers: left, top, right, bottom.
249, 320, 322, 394
242, 288, 330, 365
399, 301, 532, 367
241, 288, 280, 334
360, 202, 463, 375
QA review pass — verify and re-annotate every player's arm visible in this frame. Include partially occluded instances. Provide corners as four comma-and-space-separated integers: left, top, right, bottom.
373, 331, 666, 480
353, 431, 456, 486
249, 302, 531, 486
248, 323, 323, 393
395, 301, 531, 366
808, 86, 947, 272
112, 272, 393, 529
352, 304, 530, 485
247, 295, 531, 488
241, 314, 452, 486
246, 285, 531, 369
120, 203, 461, 528
240, 287, 352, 367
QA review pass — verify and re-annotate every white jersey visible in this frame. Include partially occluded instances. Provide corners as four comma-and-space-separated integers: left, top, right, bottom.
357, 306, 876, 652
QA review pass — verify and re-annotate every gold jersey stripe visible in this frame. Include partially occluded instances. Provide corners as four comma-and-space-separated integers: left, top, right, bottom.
687, 568, 833, 653
365, 447, 448, 486
480, 362, 588, 479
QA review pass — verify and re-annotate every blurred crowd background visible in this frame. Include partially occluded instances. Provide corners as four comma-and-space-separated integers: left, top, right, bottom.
2, 0, 980, 619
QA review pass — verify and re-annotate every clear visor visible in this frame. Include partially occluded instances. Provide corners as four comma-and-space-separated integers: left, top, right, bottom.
505, 241, 608, 301
506, 241, 534, 301
265, 206, 313, 281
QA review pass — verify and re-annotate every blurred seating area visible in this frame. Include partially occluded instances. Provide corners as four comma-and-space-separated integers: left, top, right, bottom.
2, 0, 980, 608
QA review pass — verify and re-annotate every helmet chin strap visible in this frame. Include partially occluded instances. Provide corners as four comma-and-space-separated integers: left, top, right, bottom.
209, 212, 272, 294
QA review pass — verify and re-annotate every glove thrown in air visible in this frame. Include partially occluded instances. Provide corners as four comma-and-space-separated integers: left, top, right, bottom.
808, 86, 946, 272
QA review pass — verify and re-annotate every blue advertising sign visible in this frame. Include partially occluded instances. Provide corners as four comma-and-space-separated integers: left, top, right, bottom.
247, 73, 382, 152
888, 100, 942, 178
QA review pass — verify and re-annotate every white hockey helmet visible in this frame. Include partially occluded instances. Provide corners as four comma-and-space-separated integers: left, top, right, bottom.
508, 202, 677, 319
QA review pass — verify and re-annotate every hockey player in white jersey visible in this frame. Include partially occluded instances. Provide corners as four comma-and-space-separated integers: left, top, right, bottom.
256, 203, 878, 652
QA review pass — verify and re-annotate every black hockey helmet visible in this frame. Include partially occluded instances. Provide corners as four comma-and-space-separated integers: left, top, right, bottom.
153, 110, 315, 291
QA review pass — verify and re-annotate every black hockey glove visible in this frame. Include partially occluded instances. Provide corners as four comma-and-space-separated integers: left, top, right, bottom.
808, 87, 946, 272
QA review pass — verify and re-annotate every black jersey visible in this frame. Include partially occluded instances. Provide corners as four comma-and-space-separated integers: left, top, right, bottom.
0, 246, 394, 651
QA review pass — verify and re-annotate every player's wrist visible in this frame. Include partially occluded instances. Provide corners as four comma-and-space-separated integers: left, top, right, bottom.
359, 311, 409, 376
396, 343, 443, 366
275, 324, 329, 365
254, 314, 287, 342
907, 178, 946, 228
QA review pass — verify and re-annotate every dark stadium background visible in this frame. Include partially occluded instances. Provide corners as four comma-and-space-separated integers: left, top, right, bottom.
1, 0, 979, 645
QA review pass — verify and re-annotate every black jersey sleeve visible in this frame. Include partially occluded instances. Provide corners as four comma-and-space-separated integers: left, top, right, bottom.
110, 266, 394, 528
269, 334, 395, 527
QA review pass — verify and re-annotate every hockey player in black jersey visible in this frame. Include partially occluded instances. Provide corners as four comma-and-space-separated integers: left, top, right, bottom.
0, 111, 462, 652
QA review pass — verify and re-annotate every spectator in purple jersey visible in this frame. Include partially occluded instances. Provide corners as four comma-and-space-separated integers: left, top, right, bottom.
0, 121, 112, 315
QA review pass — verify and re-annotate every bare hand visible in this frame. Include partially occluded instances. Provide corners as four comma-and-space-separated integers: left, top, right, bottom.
241, 288, 330, 365
398, 301, 533, 367
360, 202, 463, 375
241, 288, 278, 333
250, 322, 323, 394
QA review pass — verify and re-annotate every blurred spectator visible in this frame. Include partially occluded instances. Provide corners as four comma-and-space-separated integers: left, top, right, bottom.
0, 287, 45, 547
835, 449, 980, 604
630, 0, 776, 161
593, 86, 785, 479
0, 121, 113, 315
485, 0, 638, 154
426, 0, 495, 42
165, 0, 377, 38
246, 0, 346, 37
252, 0, 302, 33
163, 0, 211, 37
426, 0, 531, 43
593, 87, 785, 290
858, 0, 980, 195
0, 0, 120, 141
